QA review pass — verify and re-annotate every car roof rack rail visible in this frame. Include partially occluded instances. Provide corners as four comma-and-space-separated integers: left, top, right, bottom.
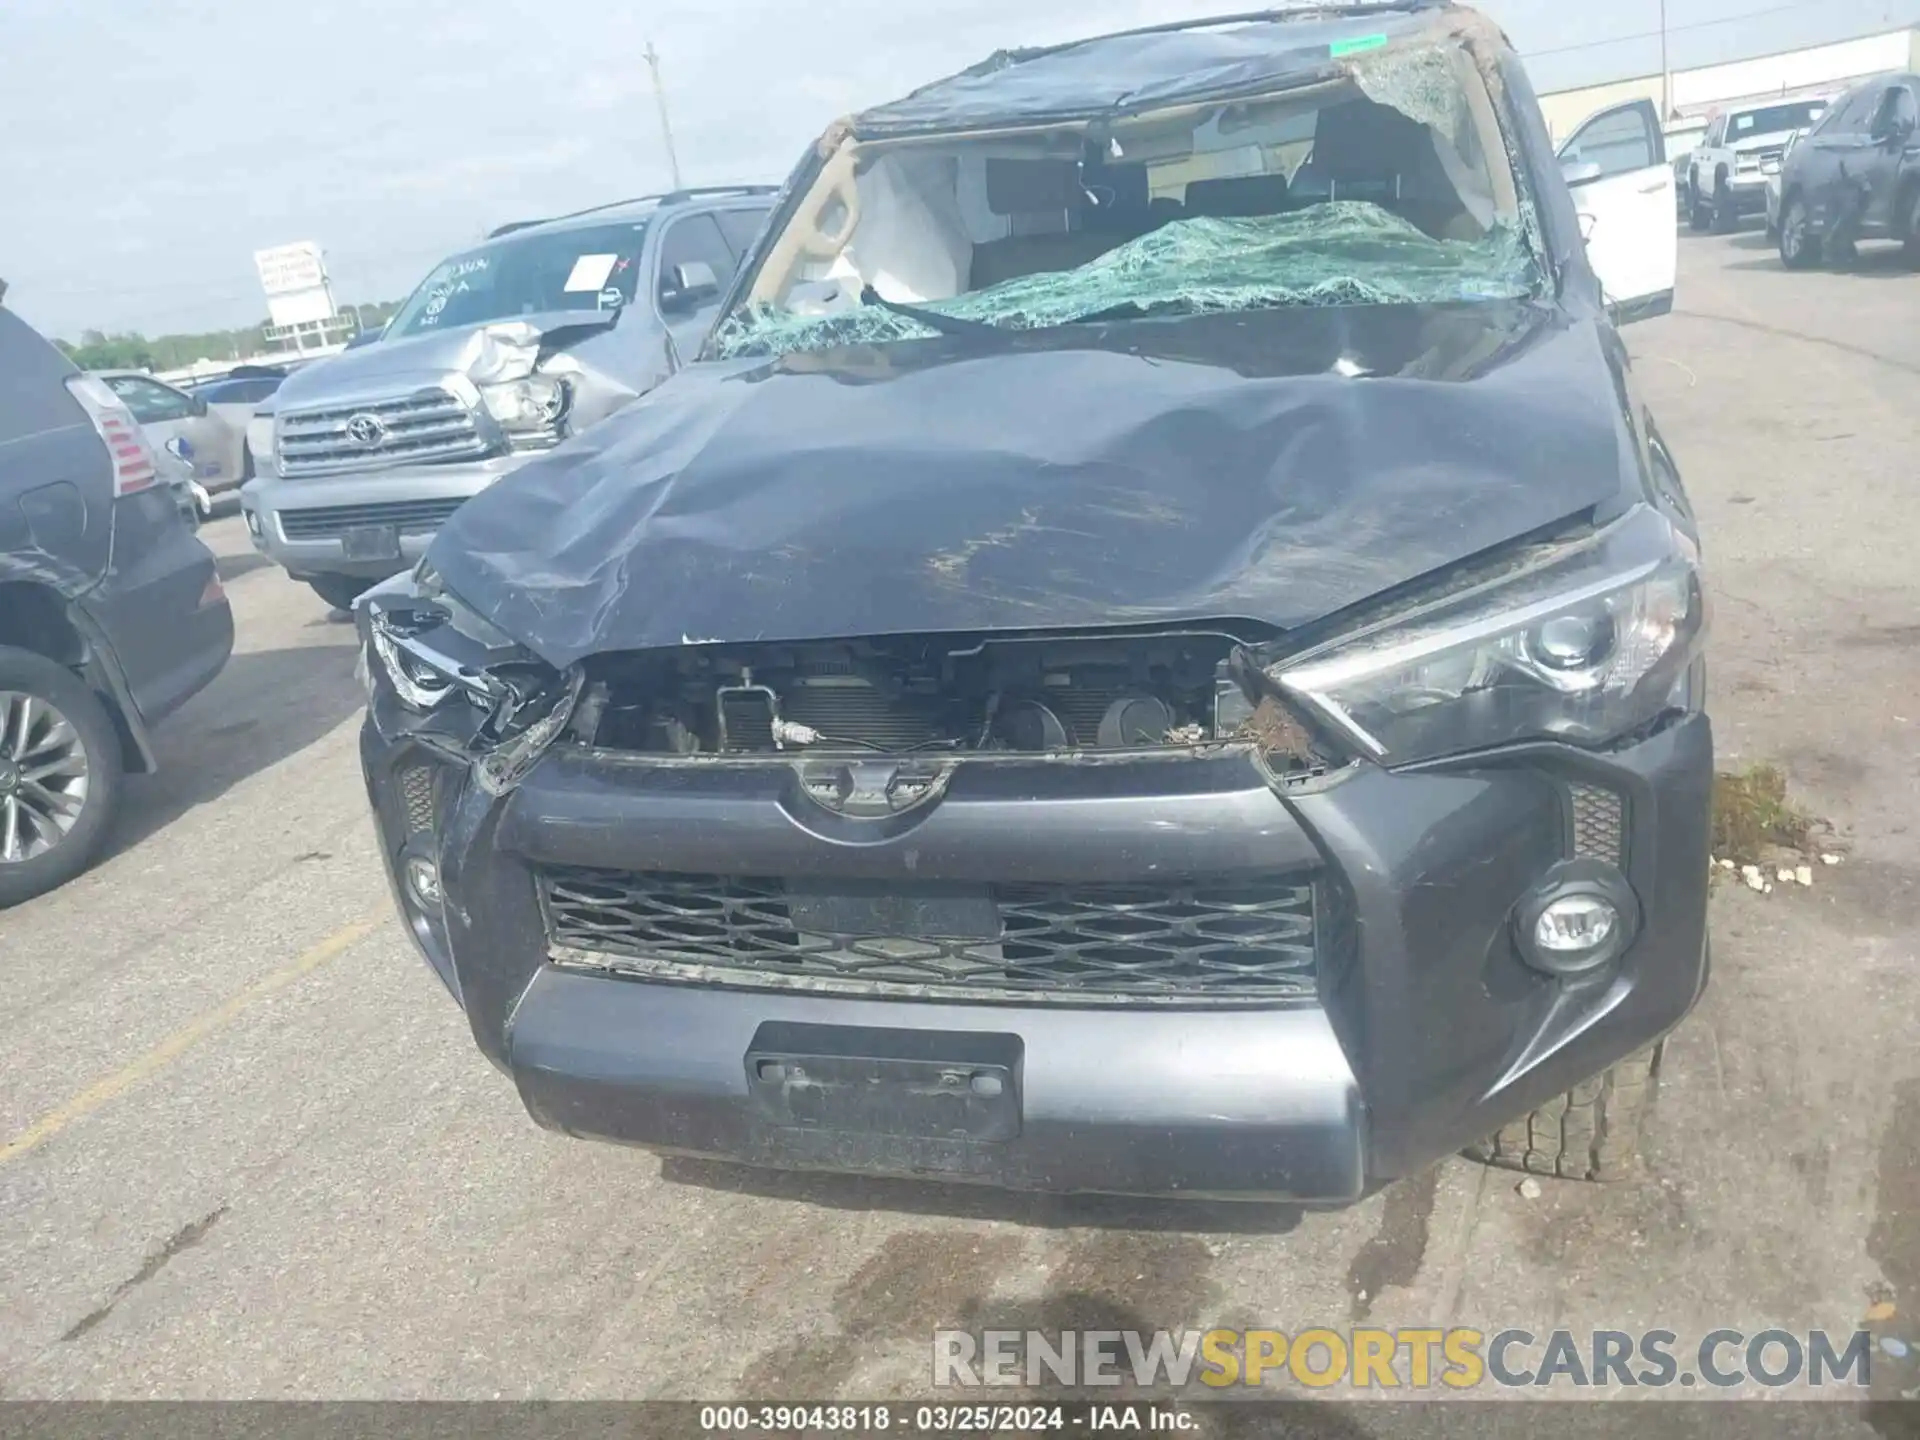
487, 184, 780, 239
948, 0, 1442, 80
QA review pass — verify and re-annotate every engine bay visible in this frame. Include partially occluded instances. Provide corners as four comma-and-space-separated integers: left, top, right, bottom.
579, 630, 1315, 759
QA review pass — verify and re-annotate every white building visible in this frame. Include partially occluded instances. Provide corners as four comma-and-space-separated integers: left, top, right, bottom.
1538, 26, 1920, 155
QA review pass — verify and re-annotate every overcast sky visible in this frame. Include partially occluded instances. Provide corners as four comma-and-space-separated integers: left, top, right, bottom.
3, 0, 1915, 340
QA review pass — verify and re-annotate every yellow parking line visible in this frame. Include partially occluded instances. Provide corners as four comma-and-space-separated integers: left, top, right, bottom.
0, 914, 387, 1165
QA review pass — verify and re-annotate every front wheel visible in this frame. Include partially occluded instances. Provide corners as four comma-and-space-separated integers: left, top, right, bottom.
1467, 1043, 1664, 1182
1687, 188, 1711, 232
0, 648, 126, 908
1779, 197, 1820, 269
1711, 180, 1739, 233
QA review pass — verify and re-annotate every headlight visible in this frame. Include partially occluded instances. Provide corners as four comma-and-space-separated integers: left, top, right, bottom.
1275, 509, 1706, 766
366, 593, 518, 712
478, 374, 567, 432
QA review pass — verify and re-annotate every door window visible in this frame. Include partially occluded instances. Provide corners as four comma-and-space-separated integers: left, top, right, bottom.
1827, 87, 1882, 135
1560, 102, 1661, 179
655, 214, 737, 307
1874, 84, 1919, 137
715, 207, 774, 264
102, 375, 195, 423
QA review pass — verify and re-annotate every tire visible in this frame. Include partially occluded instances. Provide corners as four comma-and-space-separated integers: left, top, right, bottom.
1779, 196, 1820, 270
1687, 185, 1710, 232
1902, 184, 1920, 269
0, 647, 126, 908
307, 575, 373, 612
1467, 1042, 1663, 1182
1710, 173, 1738, 233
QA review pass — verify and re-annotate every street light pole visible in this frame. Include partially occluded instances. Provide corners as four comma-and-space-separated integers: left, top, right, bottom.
1659, 0, 1671, 120
643, 41, 685, 191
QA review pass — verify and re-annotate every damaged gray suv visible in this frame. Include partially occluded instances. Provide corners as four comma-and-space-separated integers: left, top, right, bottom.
241, 186, 776, 612
358, 1, 1709, 1200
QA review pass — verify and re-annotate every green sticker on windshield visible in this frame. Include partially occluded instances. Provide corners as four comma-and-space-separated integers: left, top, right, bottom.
1329, 33, 1389, 58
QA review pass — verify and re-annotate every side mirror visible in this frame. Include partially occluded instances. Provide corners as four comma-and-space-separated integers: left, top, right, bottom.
1561, 159, 1604, 187
189, 393, 209, 417
660, 260, 720, 312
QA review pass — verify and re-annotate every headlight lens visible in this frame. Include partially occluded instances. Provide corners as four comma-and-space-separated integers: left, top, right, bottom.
1276, 511, 1705, 765
366, 592, 518, 712
370, 625, 466, 710
478, 374, 567, 432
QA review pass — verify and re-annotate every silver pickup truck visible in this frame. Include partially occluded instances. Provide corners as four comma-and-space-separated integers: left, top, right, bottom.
241, 186, 776, 611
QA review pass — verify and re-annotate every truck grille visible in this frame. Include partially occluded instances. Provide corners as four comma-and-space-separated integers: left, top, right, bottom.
276, 387, 488, 477
277, 497, 468, 541
540, 867, 1318, 1004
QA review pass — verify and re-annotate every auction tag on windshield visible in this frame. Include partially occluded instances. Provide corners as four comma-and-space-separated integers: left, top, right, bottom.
564, 254, 620, 293
1329, 33, 1388, 57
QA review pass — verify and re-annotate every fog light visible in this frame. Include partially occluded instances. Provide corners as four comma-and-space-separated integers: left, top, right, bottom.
1514, 860, 1640, 978
243, 508, 262, 538
1534, 895, 1618, 955
404, 855, 442, 910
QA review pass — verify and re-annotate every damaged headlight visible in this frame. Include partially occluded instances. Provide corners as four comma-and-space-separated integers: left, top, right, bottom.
366, 591, 586, 796
1275, 508, 1706, 766
478, 374, 568, 433
365, 590, 522, 712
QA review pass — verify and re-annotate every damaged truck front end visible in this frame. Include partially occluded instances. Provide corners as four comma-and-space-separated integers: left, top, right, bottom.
362, 496, 1709, 1200
359, 1, 1709, 1200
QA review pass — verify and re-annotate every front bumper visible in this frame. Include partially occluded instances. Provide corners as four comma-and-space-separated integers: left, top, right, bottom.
240, 455, 525, 581
1724, 174, 1771, 213
363, 709, 1713, 1202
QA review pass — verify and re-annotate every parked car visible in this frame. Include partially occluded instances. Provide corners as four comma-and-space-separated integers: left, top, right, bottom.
93, 369, 255, 500
1685, 96, 1834, 232
1776, 72, 1920, 269
357, 1, 1707, 1202
0, 303, 234, 905
1764, 125, 1818, 239
239, 186, 779, 613
182, 363, 295, 430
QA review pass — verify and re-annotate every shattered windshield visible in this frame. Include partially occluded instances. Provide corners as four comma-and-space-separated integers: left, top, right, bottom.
387, 220, 649, 339
711, 40, 1540, 361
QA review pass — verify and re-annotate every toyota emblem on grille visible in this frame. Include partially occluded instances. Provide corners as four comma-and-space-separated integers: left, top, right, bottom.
344, 412, 388, 449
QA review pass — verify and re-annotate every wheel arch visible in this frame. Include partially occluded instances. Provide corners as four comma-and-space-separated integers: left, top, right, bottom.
1898, 170, 1920, 233
0, 582, 156, 774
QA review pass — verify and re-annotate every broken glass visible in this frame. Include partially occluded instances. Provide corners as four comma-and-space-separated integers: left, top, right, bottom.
712, 202, 1539, 360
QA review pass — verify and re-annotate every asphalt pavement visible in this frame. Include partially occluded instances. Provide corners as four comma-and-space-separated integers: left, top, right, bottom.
2, 229, 1917, 1406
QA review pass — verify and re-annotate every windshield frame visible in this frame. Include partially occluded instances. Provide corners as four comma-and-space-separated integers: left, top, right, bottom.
702, 35, 1549, 362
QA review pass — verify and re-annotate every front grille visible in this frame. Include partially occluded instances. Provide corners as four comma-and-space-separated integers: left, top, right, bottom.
541, 868, 1318, 1004
278, 497, 468, 540
1568, 783, 1625, 864
276, 387, 488, 476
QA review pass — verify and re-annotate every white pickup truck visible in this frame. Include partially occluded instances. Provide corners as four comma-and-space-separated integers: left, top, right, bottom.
1685, 96, 1833, 232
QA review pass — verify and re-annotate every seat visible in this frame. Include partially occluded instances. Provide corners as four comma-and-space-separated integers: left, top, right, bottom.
1290, 99, 1477, 238
1184, 173, 1293, 218
969, 156, 1118, 290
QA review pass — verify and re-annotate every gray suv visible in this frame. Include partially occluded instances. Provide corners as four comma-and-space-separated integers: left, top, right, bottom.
241, 186, 777, 611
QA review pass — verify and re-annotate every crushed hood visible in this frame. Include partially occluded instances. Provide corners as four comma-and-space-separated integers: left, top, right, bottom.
427, 300, 1638, 669
270, 311, 614, 409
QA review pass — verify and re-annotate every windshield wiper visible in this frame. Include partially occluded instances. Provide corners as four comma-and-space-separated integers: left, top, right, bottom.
1060, 298, 1194, 326
859, 285, 1002, 337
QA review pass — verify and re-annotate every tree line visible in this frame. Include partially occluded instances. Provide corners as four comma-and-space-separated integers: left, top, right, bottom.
57, 301, 404, 373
